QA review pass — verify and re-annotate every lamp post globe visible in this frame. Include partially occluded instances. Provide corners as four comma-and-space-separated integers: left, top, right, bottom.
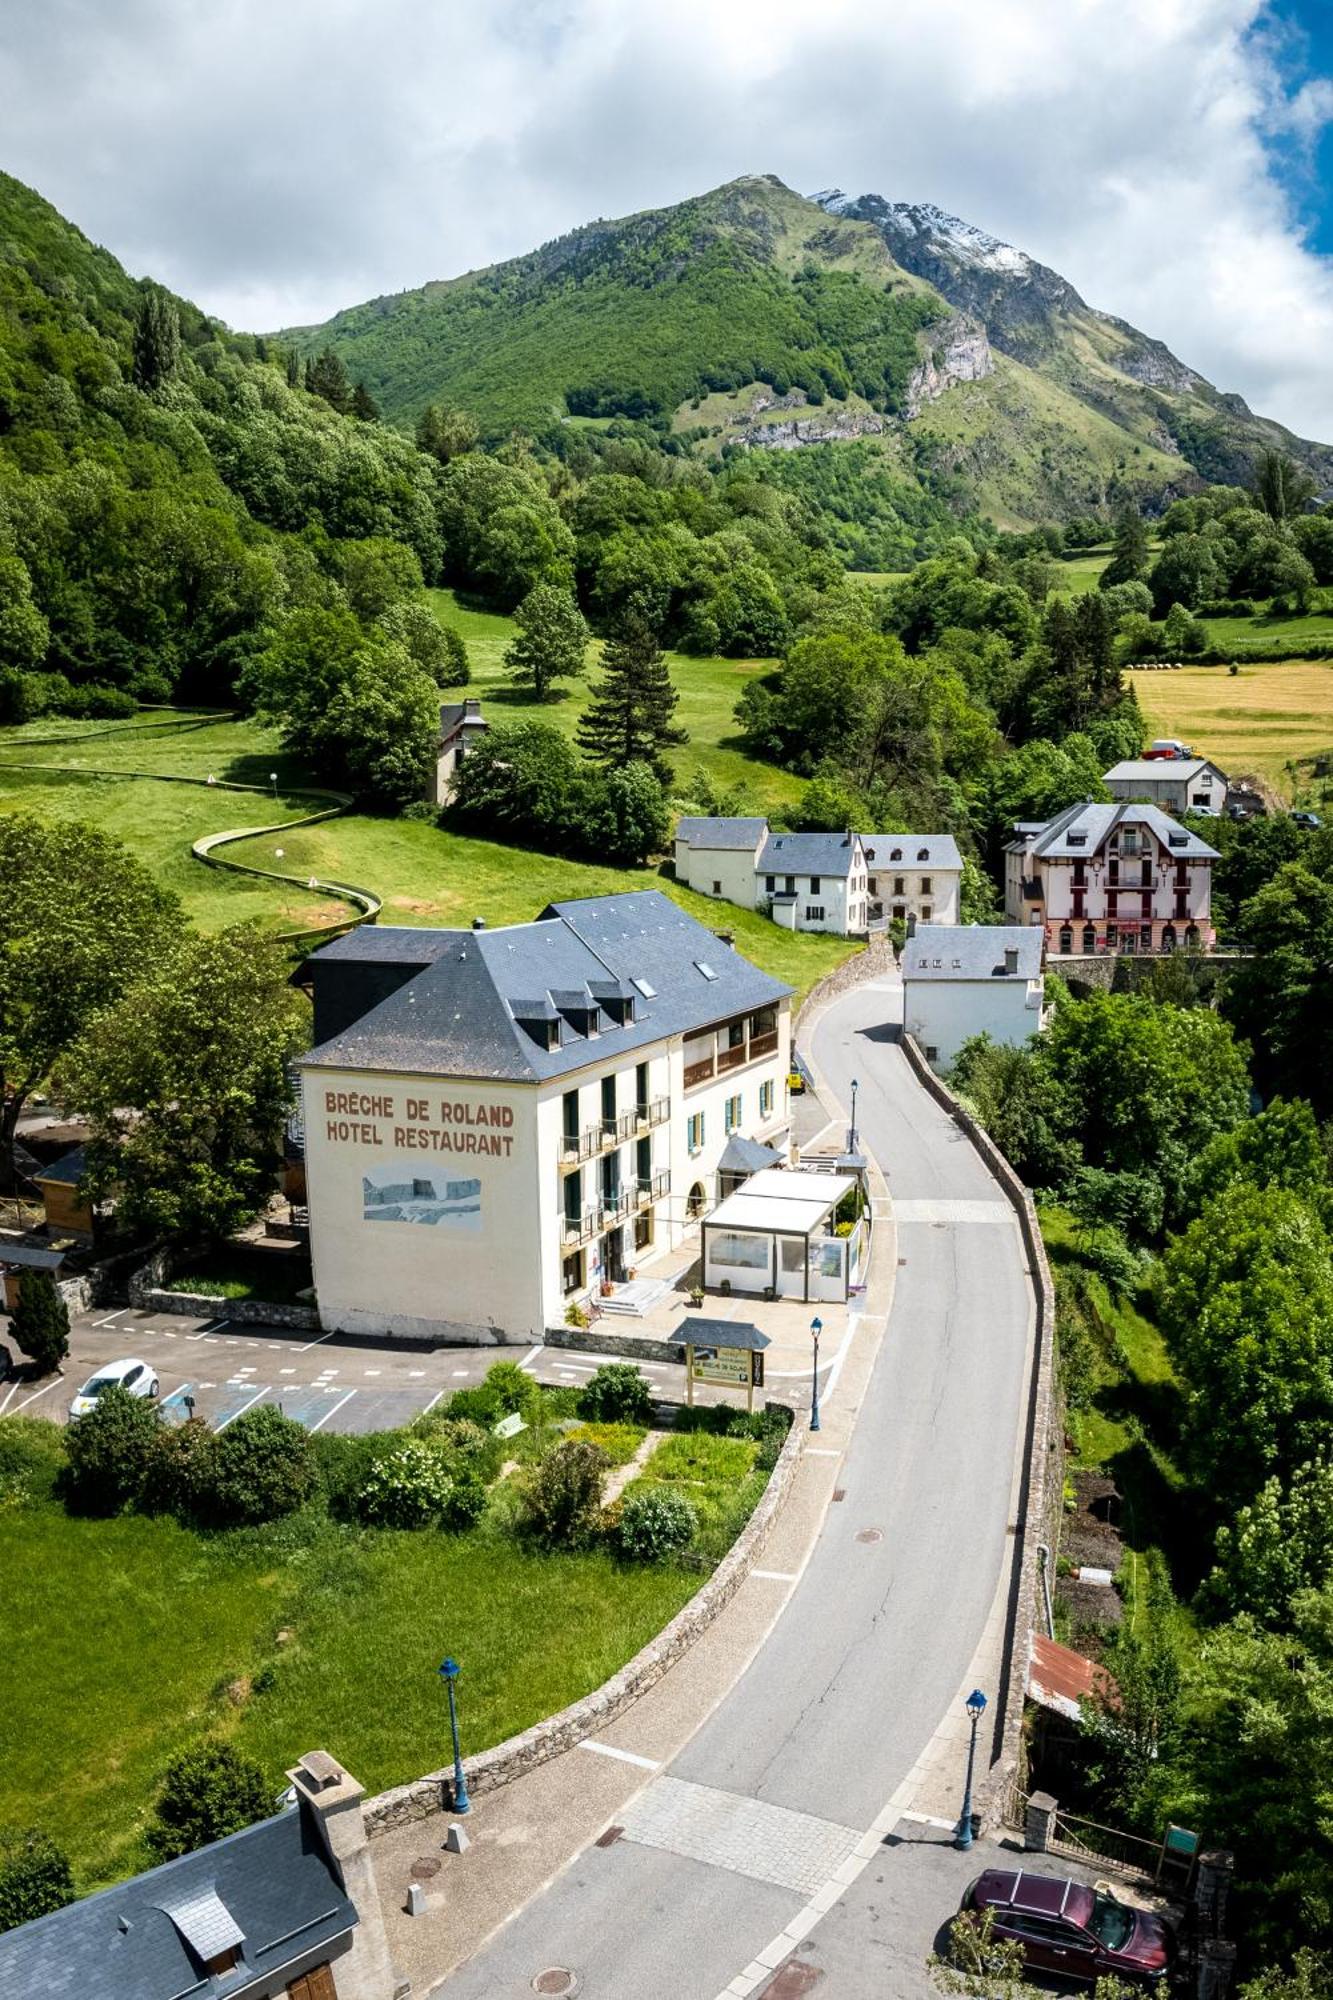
810, 1316, 823, 1432
438, 1655, 470, 1814
955, 1687, 987, 1849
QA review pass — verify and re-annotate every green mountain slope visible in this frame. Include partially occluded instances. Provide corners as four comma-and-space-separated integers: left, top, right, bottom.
285, 175, 1331, 528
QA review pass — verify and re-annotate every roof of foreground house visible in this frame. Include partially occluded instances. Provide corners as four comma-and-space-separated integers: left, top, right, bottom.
1005, 800, 1218, 860
0, 1810, 355, 2000
904, 924, 1043, 982
301, 890, 790, 1083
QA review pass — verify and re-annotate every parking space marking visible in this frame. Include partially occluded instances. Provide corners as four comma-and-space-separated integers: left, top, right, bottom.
0, 1381, 21, 1417
294, 1328, 336, 1355
422, 1390, 446, 1414
236, 1366, 258, 1375
92, 1308, 130, 1328
279, 1368, 296, 1376
364, 1369, 382, 1377
216, 1385, 269, 1429
11, 1379, 60, 1413
408, 1369, 426, 1378
451, 1368, 469, 1377
308, 1389, 356, 1433
518, 1345, 542, 1373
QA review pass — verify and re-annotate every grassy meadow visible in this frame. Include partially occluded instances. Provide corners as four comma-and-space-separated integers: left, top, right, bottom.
1126, 658, 1333, 793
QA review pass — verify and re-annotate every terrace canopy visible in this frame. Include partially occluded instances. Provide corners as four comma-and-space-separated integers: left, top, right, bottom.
700, 1167, 865, 1303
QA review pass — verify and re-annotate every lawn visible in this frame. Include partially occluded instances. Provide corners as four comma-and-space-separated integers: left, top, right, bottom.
4, 1358, 788, 1891
1052, 548, 1111, 595
1125, 657, 1333, 795
429, 589, 805, 812
0, 710, 857, 1002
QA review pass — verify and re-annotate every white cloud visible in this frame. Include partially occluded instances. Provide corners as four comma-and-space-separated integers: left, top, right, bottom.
3, 0, 1333, 436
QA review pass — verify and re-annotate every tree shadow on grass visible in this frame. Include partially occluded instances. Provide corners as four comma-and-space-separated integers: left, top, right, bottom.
1095, 1371, 1186, 1454
1104, 1434, 1214, 1600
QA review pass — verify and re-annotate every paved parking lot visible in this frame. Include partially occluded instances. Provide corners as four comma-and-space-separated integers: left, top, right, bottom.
0, 1303, 710, 1434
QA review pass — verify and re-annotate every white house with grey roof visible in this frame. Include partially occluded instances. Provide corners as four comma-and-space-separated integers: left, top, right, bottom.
297, 891, 792, 1344
903, 924, 1046, 1070
1004, 801, 1218, 957
1103, 756, 1228, 817
674, 816, 961, 935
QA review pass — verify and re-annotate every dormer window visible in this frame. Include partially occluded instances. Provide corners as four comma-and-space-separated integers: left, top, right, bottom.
890, 847, 902, 861
917, 847, 929, 861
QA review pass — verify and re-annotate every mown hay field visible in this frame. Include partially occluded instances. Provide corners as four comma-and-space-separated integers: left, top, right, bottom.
1125, 658, 1333, 794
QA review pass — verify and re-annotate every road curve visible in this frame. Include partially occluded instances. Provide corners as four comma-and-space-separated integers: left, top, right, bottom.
440, 976, 1035, 2000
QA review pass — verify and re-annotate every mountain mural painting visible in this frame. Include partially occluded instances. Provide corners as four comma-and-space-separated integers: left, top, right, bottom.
362, 1166, 484, 1228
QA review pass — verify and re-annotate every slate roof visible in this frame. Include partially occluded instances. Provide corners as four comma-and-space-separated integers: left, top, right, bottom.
665, 1318, 770, 1351
757, 831, 860, 877
301, 890, 790, 1084
717, 1134, 786, 1176
1103, 758, 1223, 786
675, 815, 768, 850
859, 833, 962, 871
1005, 800, 1218, 861
34, 1145, 87, 1187
904, 924, 1043, 982
0, 1809, 355, 2000
438, 699, 486, 742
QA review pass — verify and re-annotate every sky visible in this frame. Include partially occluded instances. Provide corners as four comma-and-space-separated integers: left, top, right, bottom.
4, 0, 1333, 438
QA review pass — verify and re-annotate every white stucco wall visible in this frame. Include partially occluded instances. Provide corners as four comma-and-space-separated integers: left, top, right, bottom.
675, 841, 762, 909
302, 1067, 543, 1343
904, 978, 1045, 1070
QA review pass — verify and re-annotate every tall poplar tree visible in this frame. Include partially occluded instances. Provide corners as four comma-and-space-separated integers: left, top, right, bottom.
576, 607, 687, 787
131, 286, 181, 391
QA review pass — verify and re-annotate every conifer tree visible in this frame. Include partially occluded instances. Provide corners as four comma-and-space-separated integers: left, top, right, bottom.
1100, 502, 1150, 587
131, 285, 181, 391
11, 1270, 69, 1375
576, 606, 687, 786
285, 347, 301, 389
504, 584, 588, 701
351, 380, 380, 422
306, 347, 353, 414
415, 402, 479, 464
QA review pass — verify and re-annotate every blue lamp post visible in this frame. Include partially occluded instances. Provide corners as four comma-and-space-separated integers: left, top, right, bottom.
955, 1688, 987, 1849
849, 1077, 859, 1153
438, 1656, 470, 1814
810, 1316, 823, 1432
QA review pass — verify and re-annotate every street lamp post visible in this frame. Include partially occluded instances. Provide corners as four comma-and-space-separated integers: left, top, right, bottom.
955, 1688, 987, 1849
810, 1315, 823, 1432
438, 1656, 470, 1814
849, 1077, 859, 1153
270, 770, 279, 800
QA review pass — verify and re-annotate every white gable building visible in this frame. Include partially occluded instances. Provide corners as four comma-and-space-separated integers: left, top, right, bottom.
903, 924, 1045, 1070
674, 816, 962, 937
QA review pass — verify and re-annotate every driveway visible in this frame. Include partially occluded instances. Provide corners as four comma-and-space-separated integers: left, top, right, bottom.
436, 975, 1036, 1999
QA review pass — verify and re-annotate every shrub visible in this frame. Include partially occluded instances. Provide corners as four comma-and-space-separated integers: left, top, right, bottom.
62, 1385, 161, 1514
357, 1438, 460, 1528
410, 1410, 502, 1476
616, 1485, 697, 1562
443, 1383, 502, 1426
308, 1428, 393, 1520
483, 1360, 538, 1418
0, 1417, 64, 1508
209, 1405, 314, 1525
146, 1744, 271, 1861
0, 1827, 74, 1933
11, 1271, 69, 1376
569, 1421, 646, 1466
577, 1364, 652, 1426
1077, 1227, 1141, 1300
517, 1438, 609, 1548
145, 1416, 219, 1519
440, 1468, 487, 1530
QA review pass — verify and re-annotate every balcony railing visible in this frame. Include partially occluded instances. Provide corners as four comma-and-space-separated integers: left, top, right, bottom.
562, 1205, 599, 1245
634, 1095, 670, 1130
749, 1030, 779, 1059
598, 1187, 631, 1225
601, 1108, 635, 1144
561, 1126, 596, 1164
633, 1168, 670, 1208
683, 1055, 715, 1089
561, 1112, 638, 1165
716, 1042, 747, 1074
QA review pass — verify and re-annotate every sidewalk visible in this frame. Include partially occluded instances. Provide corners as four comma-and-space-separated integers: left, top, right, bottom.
369, 1096, 899, 1996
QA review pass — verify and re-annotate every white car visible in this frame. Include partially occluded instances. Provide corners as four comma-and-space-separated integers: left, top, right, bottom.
69, 1357, 160, 1419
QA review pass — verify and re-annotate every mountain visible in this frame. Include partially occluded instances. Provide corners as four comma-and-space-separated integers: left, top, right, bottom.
283, 175, 1332, 528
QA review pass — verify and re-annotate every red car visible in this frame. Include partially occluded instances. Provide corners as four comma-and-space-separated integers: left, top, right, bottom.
964, 1868, 1176, 1985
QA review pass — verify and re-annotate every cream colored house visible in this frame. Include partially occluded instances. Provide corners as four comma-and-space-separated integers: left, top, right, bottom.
673, 816, 962, 935
298, 892, 792, 1344
903, 924, 1045, 1070
1004, 801, 1217, 956
431, 697, 488, 807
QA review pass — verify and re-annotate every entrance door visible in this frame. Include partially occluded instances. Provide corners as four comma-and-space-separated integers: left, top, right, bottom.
776, 1235, 807, 1300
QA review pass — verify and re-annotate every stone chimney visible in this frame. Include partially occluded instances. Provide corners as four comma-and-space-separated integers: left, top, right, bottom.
288, 1752, 406, 2000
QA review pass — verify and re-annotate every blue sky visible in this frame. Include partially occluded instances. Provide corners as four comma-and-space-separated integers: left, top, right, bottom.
1262, 2, 1333, 252
4, 0, 1333, 439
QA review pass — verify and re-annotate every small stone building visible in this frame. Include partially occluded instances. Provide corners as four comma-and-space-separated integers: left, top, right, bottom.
431, 697, 488, 807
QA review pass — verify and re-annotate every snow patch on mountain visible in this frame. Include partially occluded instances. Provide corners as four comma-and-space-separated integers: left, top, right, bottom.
813, 190, 1031, 275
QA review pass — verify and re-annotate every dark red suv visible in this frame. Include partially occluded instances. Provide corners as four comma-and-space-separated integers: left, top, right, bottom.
964, 1868, 1176, 1984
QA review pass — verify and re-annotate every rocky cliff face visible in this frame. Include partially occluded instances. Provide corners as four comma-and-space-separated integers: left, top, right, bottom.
904, 314, 993, 417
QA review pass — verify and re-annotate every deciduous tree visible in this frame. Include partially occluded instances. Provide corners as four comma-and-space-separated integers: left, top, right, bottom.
504, 583, 589, 701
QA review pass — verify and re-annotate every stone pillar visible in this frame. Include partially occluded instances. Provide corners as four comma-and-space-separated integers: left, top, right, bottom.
1193, 1849, 1235, 1938
1197, 1940, 1238, 2000
288, 1751, 407, 2000
1024, 1790, 1057, 1853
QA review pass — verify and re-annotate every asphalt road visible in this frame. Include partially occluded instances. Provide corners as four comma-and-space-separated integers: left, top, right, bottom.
0, 1309, 705, 1435
438, 977, 1036, 2000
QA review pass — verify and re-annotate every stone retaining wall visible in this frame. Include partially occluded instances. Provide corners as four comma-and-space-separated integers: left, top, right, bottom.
128, 1246, 319, 1329
544, 1324, 682, 1365
363, 1411, 807, 1837
898, 1032, 1062, 1825
795, 933, 895, 1025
